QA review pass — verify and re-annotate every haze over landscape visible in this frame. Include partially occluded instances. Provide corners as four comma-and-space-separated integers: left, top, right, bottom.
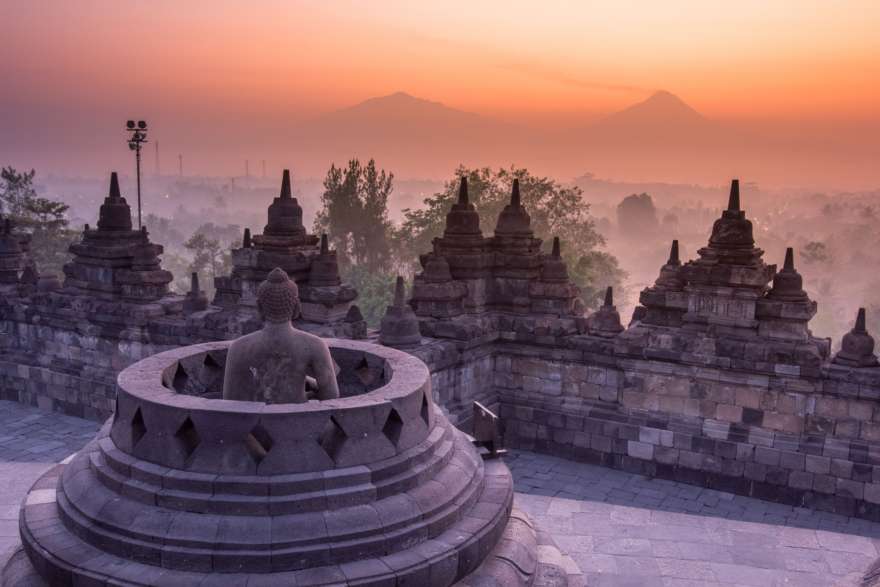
2, 0, 878, 188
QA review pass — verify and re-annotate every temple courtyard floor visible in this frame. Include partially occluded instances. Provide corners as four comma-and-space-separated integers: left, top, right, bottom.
0, 400, 877, 586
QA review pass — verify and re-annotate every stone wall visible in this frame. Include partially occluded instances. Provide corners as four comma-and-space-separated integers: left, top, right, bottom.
496, 336, 880, 522
413, 340, 498, 430
0, 307, 494, 426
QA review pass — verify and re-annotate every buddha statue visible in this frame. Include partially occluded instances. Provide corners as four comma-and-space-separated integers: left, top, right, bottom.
222, 267, 340, 403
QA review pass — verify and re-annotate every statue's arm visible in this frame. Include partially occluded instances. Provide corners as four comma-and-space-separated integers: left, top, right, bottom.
312, 342, 340, 400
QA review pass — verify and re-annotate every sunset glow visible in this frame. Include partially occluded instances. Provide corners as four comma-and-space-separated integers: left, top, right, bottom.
2, 0, 878, 184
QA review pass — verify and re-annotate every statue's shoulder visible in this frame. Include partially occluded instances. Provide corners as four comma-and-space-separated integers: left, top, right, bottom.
291, 329, 330, 352
227, 330, 263, 353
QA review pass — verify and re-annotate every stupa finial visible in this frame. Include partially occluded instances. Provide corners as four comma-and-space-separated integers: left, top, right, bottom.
280, 169, 292, 199
727, 179, 740, 212
604, 286, 614, 307
109, 172, 122, 200
458, 176, 469, 205
243, 227, 252, 248
855, 307, 867, 334
551, 236, 561, 258
669, 240, 680, 264
320, 233, 329, 254
511, 178, 521, 207
783, 247, 795, 271
393, 275, 406, 309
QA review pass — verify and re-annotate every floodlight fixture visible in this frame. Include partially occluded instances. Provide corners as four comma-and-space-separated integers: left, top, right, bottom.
124, 119, 149, 229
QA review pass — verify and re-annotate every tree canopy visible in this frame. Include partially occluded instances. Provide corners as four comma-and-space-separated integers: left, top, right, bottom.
0, 166, 77, 276
314, 159, 399, 326
313, 159, 394, 271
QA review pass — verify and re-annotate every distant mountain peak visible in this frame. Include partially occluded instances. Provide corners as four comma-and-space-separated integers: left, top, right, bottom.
642, 90, 698, 110
353, 91, 446, 110
594, 90, 706, 130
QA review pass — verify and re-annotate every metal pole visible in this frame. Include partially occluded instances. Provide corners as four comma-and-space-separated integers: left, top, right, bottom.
136, 143, 142, 229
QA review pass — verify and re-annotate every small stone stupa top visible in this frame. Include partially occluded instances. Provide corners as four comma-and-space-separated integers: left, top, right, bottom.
423, 242, 453, 283
97, 172, 133, 232
681, 179, 773, 290
183, 271, 209, 314
708, 179, 755, 250
768, 247, 808, 301
494, 179, 533, 236
379, 275, 421, 347
540, 237, 569, 283
443, 176, 483, 237
263, 169, 306, 239
834, 308, 879, 368
588, 286, 624, 337
308, 233, 342, 287
654, 239, 685, 290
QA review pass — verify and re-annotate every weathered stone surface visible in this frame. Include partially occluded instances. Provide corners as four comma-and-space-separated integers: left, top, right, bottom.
64, 172, 173, 302
380, 276, 422, 348
213, 170, 361, 332
8, 339, 515, 586
834, 308, 879, 368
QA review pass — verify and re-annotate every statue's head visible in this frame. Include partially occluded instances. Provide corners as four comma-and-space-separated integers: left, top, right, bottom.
257, 267, 300, 322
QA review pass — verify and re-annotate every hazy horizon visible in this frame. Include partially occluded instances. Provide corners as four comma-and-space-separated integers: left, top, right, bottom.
2, 1, 879, 189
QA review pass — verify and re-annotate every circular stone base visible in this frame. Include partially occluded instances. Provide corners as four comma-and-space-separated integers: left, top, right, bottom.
0, 460, 516, 587
4, 458, 518, 586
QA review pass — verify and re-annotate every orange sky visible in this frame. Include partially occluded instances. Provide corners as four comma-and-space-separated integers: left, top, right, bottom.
1, 0, 878, 178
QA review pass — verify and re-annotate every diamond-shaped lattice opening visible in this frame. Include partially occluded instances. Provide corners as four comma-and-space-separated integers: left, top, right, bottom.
420, 392, 431, 426
203, 353, 222, 371
174, 416, 200, 462
318, 416, 347, 462
354, 357, 374, 387
382, 408, 404, 447
131, 407, 147, 447
245, 423, 274, 465
172, 362, 189, 392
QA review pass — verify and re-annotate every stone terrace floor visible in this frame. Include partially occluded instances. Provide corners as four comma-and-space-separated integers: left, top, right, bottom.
508, 450, 880, 587
0, 401, 878, 586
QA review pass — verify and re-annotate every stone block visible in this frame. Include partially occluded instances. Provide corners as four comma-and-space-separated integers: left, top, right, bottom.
788, 471, 813, 490
754, 447, 780, 466
627, 441, 654, 460
805, 455, 830, 475
744, 462, 766, 482
865, 482, 880, 505
735, 443, 754, 461
812, 474, 836, 494
678, 450, 703, 470
779, 451, 805, 471
830, 459, 853, 480
836, 478, 864, 500
715, 404, 743, 423
638, 428, 661, 445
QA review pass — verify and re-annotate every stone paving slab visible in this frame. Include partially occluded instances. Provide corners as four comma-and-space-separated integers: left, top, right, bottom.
506, 449, 880, 587
0, 401, 99, 571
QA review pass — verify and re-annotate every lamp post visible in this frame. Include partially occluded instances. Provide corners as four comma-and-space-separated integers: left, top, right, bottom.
125, 120, 148, 229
